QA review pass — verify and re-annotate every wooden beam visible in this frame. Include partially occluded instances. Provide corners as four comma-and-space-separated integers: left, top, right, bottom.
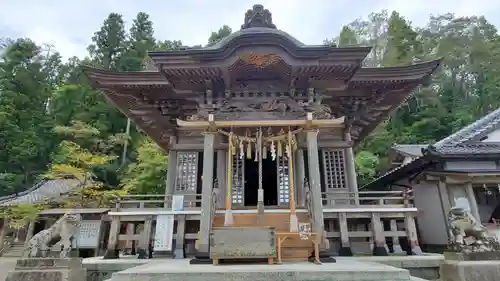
300, 141, 352, 149
176, 114, 345, 129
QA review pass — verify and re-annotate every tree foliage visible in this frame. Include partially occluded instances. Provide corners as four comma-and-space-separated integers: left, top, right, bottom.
0, 203, 46, 229
1, 10, 500, 202
121, 139, 169, 194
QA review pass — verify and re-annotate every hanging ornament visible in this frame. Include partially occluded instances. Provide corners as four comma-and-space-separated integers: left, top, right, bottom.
256, 129, 262, 162
230, 134, 236, 156
292, 134, 298, 151
285, 144, 291, 158
254, 141, 258, 162
271, 141, 276, 161
239, 139, 244, 159
246, 140, 252, 159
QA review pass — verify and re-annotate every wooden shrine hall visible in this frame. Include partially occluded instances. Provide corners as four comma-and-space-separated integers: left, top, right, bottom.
83, 4, 440, 264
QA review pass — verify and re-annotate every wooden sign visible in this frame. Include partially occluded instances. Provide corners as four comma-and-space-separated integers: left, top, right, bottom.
77, 220, 101, 248
154, 215, 174, 251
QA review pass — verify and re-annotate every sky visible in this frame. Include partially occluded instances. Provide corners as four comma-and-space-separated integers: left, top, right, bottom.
1, 0, 500, 60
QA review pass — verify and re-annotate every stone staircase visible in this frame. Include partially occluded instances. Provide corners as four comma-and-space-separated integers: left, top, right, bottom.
212, 212, 313, 261
2, 242, 25, 258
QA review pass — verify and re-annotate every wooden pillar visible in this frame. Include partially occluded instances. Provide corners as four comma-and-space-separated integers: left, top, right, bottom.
124, 223, 135, 255
306, 129, 326, 253
197, 132, 215, 258
165, 136, 178, 207
338, 212, 353, 256
295, 149, 306, 208
466, 182, 480, 222
95, 215, 105, 257
344, 131, 359, 205
390, 220, 403, 253
103, 216, 120, 259
437, 180, 452, 241
174, 215, 186, 259
404, 213, 423, 255
287, 130, 298, 232
216, 150, 227, 209
371, 213, 388, 256
138, 217, 153, 259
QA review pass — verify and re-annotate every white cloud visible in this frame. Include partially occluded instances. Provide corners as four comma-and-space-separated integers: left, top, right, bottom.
1, 0, 499, 60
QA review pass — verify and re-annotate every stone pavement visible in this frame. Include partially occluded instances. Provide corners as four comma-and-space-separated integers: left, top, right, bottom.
0, 258, 18, 281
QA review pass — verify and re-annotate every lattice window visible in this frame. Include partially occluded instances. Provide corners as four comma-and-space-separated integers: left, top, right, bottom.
322, 150, 346, 189
232, 154, 244, 205
175, 152, 198, 193
278, 155, 290, 204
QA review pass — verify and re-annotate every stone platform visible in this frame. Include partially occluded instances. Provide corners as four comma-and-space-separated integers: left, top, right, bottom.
108, 259, 413, 281
5, 258, 86, 281
440, 251, 500, 281
440, 260, 500, 281
82, 255, 443, 281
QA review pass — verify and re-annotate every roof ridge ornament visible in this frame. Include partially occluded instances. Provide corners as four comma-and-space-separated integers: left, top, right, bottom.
241, 4, 276, 30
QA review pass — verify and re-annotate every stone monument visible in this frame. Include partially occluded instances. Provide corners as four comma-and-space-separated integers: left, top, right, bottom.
6, 213, 86, 281
440, 207, 500, 281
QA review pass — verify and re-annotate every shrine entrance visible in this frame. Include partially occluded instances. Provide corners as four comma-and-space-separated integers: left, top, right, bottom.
244, 153, 278, 207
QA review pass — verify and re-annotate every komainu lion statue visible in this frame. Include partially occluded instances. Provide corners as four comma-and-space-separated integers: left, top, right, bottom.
23, 213, 81, 258
448, 207, 500, 252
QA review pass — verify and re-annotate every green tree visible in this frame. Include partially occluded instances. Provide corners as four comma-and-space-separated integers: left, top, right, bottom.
324, 26, 359, 46
0, 203, 46, 229
355, 151, 380, 186
207, 25, 232, 47
121, 138, 168, 194
121, 12, 156, 71
87, 13, 127, 70
0, 39, 57, 194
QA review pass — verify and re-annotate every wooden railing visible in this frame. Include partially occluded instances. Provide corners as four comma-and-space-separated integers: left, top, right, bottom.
320, 190, 413, 207
114, 189, 412, 210
115, 194, 202, 210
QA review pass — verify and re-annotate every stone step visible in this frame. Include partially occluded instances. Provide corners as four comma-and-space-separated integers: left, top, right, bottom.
110, 259, 412, 281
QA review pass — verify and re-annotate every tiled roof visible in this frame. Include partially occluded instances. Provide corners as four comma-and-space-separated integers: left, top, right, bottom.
0, 179, 83, 206
393, 144, 428, 157
431, 142, 500, 155
363, 107, 500, 189
434, 107, 500, 146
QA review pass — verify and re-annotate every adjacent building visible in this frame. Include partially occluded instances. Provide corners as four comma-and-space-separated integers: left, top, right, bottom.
365, 108, 500, 248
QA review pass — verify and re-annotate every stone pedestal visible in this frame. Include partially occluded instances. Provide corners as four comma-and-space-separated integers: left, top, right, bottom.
440, 251, 500, 281
6, 258, 86, 281
440, 260, 500, 281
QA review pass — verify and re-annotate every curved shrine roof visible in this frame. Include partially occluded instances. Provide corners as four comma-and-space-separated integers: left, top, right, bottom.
82, 4, 441, 150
